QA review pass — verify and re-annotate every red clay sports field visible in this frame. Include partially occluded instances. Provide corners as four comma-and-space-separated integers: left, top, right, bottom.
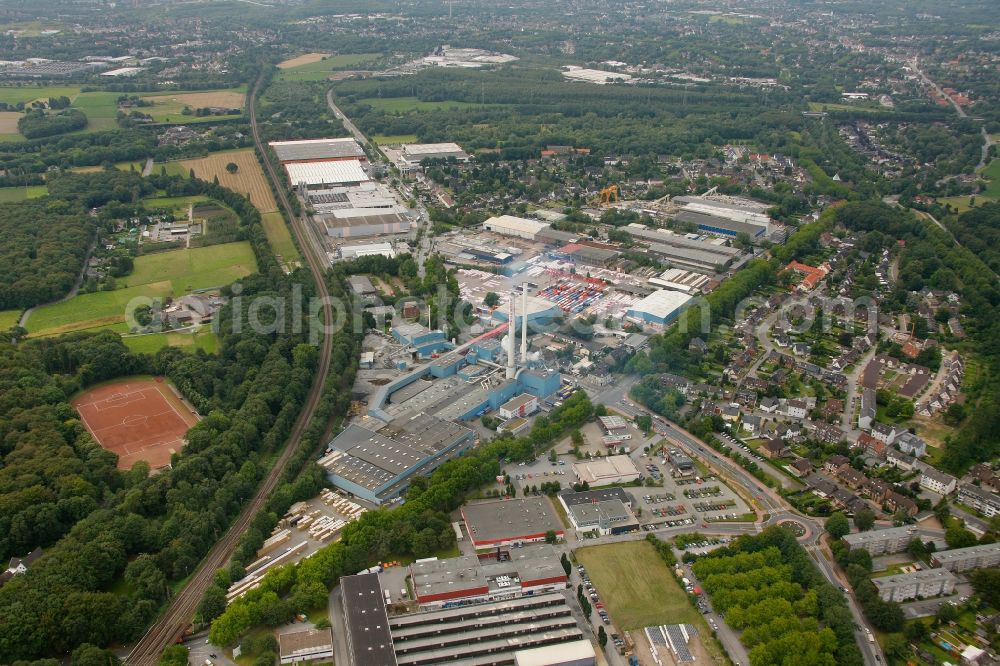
72, 377, 200, 470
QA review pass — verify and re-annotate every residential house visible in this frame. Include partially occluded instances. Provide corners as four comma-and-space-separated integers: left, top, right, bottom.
969, 464, 1000, 493
825, 455, 850, 474
789, 458, 813, 478
886, 449, 916, 471
688, 337, 707, 353
871, 422, 899, 446
760, 397, 779, 414
741, 414, 762, 436
785, 399, 808, 420
862, 478, 891, 503
821, 398, 845, 421
859, 388, 876, 430
761, 438, 790, 460
884, 491, 918, 518
805, 473, 839, 498
837, 464, 868, 490
895, 431, 927, 458
856, 432, 886, 459
5, 548, 42, 579
920, 468, 958, 496
957, 484, 1000, 518
721, 404, 740, 422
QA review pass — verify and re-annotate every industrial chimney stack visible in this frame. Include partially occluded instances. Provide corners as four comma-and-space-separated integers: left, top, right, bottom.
506, 293, 516, 379
520, 285, 529, 364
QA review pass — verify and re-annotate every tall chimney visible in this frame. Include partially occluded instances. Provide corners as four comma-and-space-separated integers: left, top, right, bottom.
506, 293, 516, 378
520, 285, 529, 364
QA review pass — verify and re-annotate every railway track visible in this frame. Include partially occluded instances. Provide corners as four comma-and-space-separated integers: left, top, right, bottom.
125, 71, 336, 666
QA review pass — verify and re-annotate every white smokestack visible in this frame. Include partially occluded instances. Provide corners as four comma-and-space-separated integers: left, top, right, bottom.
506, 294, 516, 378
520, 285, 528, 364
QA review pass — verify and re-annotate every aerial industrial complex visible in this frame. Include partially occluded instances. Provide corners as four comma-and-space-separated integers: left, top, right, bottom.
339, 545, 595, 666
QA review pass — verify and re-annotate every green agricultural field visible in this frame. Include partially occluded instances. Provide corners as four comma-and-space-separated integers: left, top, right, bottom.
261, 212, 301, 264
25, 281, 174, 336
576, 541, 699, 630
71, 91, 122, 132
124, 327, 219, 354
807, 101, 888, 113
139, 88, 246, 124
0, 85, 81, 106
0, 310, 22, 330
123, 242, 257, 295
359, 96, 488, 113
276, 53, 380, 81
142, 194, 210, 211
0, 185, 48, 202
26, 242, 256, 337
373, 134, 419, 144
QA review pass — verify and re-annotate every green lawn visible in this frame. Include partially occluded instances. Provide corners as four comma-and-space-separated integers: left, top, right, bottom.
122, 242, 257, 295
115, 160, 146, 172
276, 53, 380, 81
124, 328, 219, 354
26, 242, 256, 337
576, 541, 698, 630
261, 212, 301, 264
373, 133, 419, 144
981, 158, 1000, 198
0, 185, 47, 202
0, 310, 22, 329
359, 96, 489, 113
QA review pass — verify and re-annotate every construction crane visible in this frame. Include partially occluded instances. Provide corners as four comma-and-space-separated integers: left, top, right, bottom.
596, 184, 620, 206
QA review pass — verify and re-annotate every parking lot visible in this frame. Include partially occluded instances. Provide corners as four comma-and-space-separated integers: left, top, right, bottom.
501, 443, 750, 534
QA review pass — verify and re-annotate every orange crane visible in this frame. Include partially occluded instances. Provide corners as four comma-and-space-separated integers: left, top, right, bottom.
597, 184, 619, 206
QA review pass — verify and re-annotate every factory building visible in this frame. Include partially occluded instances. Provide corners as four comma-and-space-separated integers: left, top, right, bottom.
499, 394, 538, 420
388, 593, 587, 666
270, 137, 367, 164
554, 243, 620, 268
648, 268, 711, 294
321, 210, 411, 238
626, 290, 694, 327
278, 628, 335, 665
597, 415, 632, 444
559, 487, 633, 509
339, 242, 396, 260
408, 544, 567, 608
461, 497, 564, 548
571, 455, 641, 487
285, 160, 371, 189
672, 195, 771, 239
340, 572, 397, 666
843, 526, 919, 555
564, 498, 639, 536
319, 413, 475, 505
483, 215, 551, 240
490, 295, 562, 329
931, 542, 1000, 572
391, 323, 453, 358
388, 142, 470, 174
307, 182, 400, 213
871, 569, 957, 602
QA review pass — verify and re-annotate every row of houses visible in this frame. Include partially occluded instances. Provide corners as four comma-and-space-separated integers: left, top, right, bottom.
916, 351, 965, 417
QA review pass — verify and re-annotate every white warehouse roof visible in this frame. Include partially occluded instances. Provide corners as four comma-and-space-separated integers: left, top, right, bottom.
402, 142, 467, 157
269, 137, 364, 162
514, 640, 596, 666
483, 215, 550, 236
629, 290, 693, 321
285, 160, 370, 187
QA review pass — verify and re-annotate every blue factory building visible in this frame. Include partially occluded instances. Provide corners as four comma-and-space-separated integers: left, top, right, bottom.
392, 322, 453, 358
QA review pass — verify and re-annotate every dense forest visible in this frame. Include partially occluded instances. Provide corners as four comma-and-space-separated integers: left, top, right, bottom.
17, 108, 88, 139
0, 200, 95, 311
691, 526, 863, 666
945, 203, 1000, 276
0, 169, 361, 663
